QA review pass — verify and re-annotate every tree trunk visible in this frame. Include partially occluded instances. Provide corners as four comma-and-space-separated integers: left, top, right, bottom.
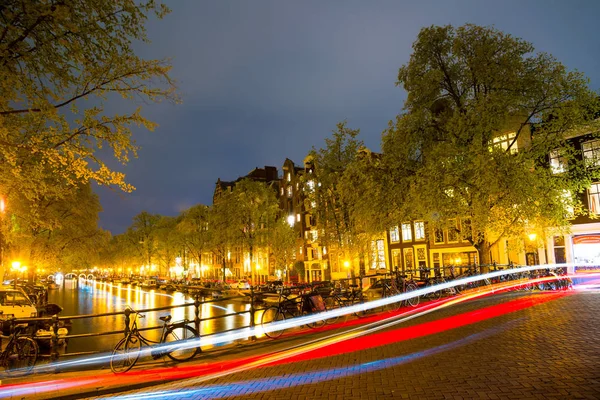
477, 240, 493, 273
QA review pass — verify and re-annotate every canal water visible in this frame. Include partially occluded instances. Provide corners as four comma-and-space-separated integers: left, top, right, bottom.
47, 279, 260, 354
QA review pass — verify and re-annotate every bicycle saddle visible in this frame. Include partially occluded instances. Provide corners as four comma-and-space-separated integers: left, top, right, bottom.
159, 315, 172, 322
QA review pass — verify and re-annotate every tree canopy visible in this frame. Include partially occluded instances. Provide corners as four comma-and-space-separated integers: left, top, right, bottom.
380, 24, 600, 264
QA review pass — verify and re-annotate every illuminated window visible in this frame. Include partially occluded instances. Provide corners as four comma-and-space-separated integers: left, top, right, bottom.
389, 226, 399, 243
296, 213, 301, 222
299, 247, 303, 254
286, 186, 293, 198
549, 149, 567, 174
280, 187, 284, 196
447, 219, 458, 243
583, 140, 600, 168
588, 182, 600, 215
434, 228, 444, 244
370, 239, 385, 270
414, 221, 425, 240
561, 190, 574, 217
287, 172, 291, 182
491, 131, 518, 153
401, 223, 412, 242
307, 180, 315, 190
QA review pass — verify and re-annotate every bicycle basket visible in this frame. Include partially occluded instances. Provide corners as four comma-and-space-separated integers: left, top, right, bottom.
304, 294, 326, 312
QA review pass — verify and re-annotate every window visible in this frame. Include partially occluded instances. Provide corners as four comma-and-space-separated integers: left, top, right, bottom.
286, 172, 291, 182
299, 246, 303, 254
434, 228, 444, 244
561, 190, 574, 217
460, 218, 472, 242
549, 149, 567, 174
296, 213, 301, 222
370, 239, 385, 270
307, 180, 315, 190
401, 223, 412, 242
391, 249, 401, 272
414, 221, 425, 241
286, 186, 293, 198
280, 187, 284, 196
553, 236, 566, 263
404, 248, 414, 271
588, 182, 600, 214
389, 226, 400, 243
491, 131, 518, 153
583, 140, 600, 168
447, 219, 458, 243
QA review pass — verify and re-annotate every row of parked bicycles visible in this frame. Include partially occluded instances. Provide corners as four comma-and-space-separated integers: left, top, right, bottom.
259, 265, 573, 339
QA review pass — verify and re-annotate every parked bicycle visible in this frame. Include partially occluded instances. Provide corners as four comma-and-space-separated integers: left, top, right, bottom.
0, 314, 38, 376
261, 287, 328, 339
110, 308, 200, 373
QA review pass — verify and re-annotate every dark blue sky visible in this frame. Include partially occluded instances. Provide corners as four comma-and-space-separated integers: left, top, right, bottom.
96, 0, 600, 234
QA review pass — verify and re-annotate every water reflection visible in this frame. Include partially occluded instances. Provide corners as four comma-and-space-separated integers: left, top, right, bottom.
48, 279, 257, 354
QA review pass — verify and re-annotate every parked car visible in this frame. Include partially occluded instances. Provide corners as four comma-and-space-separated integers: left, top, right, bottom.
236, 279, 251, 290
0, 286, 38, 334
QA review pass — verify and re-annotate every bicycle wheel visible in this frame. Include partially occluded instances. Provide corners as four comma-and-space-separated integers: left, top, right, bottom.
2, 337, 38, 376
384, 288, 402, 312
425, 280, 442, 301
353, 294, 372, 318
110, 334, 141, 373
405, 282, 420, 307
261, 306, 285, 339
164, 325, 199, 362
323, 296, 341, 324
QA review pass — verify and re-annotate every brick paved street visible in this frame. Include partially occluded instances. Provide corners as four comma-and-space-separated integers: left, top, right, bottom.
88, 287, 600, 400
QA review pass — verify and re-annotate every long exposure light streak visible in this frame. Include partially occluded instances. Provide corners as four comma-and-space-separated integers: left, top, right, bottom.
100, 318, 528, 400
3, 264, 578, 378
0, 287, 570, 399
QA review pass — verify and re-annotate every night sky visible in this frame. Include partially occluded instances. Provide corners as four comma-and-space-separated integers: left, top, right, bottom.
95, 0, 600, 235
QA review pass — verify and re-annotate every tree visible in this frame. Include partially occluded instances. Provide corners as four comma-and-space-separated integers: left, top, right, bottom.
126, 211, 161, 274
0, 0, 176, 277
209, 190, 240, 282
7, 183, 106, 277
177, 204, 210, 279
381, 24, 600, 265
307, 121, 364, 274
269, 218, 297, 283
155, 216, 181, 277
233, 179, 279, 283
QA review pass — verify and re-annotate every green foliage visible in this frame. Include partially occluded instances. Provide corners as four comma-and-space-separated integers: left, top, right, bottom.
177, 204, 210, 268
269, 218, 297, 279
0, 0, 176, 222
307, 121, 363, 254
381, 24, 600, 263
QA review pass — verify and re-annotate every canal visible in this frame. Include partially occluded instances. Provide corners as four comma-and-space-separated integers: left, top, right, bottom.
47, 279, 259, 355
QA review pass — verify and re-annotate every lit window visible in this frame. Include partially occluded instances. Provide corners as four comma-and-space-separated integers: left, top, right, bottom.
287, 173, 291, 182
310, 230, 318, 241
280, 187, 284, 196
588, 183, 600, 215
370, 239, 385, 270
401, 223, 412, 242
307, 180, 315, 190
414, 221, 425, 240
549, 149, 567, 174
311, 201, 316, 208
299, 247, 303, 254
561, 190, 574, 218
491, 131, 518, 153
447, 219, 458, 242
389, 226, 399, 242
287, 186, 293, 198
583, 140, 600, 168
434, 228, 444, 244
296, 213, 301, 222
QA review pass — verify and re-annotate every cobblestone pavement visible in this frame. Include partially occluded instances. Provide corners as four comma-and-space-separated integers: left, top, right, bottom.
89, 288, 600, 400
